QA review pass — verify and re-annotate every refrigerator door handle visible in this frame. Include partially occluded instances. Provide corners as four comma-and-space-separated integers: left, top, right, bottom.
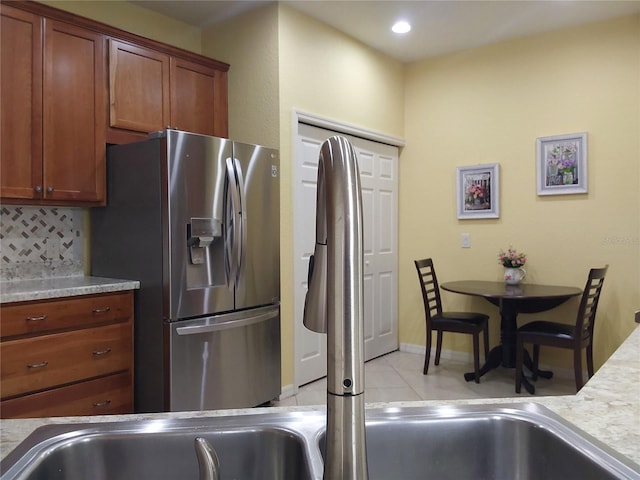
225, 157, 242, 286
175, 308, 279, 336
233, 157, 247, 285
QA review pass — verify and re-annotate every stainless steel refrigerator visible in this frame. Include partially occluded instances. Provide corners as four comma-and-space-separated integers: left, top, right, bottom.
91, 129, 280, 413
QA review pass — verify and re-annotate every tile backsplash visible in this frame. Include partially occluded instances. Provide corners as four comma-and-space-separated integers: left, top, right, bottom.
0, 206, 84, 281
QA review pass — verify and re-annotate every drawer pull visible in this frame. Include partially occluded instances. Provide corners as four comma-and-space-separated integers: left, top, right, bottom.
27, 361, 49, 369
93, 399, 112, 408
92, 307, 111, 314
92, 348, 112, 356
26, 315, 47, 322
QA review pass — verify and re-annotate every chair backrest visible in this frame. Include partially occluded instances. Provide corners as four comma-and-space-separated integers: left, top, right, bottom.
414, 258, 443, 323
575, 265, 608, 338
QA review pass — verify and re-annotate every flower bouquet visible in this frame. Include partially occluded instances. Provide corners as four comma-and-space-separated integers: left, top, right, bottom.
498, 246, 526, 268
498, 247, 527, 284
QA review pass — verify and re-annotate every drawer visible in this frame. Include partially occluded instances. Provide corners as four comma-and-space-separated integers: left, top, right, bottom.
1, 371, 133, 418
0, 291, 133, 339
1, 321, 133, 399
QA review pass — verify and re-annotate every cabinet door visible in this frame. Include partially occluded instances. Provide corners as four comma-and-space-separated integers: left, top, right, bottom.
170, 57, 228, 137
1, 371, 133, 418
0, 5, 43, 199
109, 39, 170, 133
1, 321, 133, 399
43, 19, 106, 202
1, 291, 133, 339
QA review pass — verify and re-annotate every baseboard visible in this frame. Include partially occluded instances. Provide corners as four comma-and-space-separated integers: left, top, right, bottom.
399, 342, 575, 380
279, 383, 295, 400
399, 342, 473, 363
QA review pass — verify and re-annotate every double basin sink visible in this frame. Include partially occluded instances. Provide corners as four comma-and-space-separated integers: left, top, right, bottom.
1, 403, 639, 479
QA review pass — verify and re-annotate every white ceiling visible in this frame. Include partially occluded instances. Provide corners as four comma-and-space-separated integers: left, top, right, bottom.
130, 0, 640, 62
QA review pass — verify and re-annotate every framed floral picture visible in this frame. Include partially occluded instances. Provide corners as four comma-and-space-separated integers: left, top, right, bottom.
536, 132, 587, 195
456, 163, 500, 219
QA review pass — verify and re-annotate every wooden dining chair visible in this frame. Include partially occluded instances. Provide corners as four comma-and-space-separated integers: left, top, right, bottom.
414, 258, 490, 383
515, 265, 608, 394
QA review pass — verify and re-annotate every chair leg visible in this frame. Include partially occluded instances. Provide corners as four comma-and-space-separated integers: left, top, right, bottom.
531, 344, 540, 381
515, 336, 524, 394
472, 333, 480, 384
482, 324, 490, 362
435, 331, 443, 366
586, 344, 595, 378
423, 328, 432, 375
574, 348, 584, 391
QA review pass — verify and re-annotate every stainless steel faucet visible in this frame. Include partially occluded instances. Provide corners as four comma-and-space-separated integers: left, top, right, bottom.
303, 136, 369, 479
194, 437, 220, 480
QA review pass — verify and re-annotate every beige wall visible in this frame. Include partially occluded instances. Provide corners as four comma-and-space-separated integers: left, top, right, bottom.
277, 5, 405, 139
206, 4, 405, 387
40, 1, 202, 53
400, 15, 640, 371
202, 3, 280, 148
35, 1, 640, 386
276, 5, 405, 386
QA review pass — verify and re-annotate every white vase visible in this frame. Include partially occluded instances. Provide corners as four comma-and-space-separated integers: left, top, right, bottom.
504, 267, 526, 285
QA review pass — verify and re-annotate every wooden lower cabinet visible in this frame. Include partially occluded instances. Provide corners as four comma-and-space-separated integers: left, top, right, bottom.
1, 371, 132, 418
0, 291, 134, 418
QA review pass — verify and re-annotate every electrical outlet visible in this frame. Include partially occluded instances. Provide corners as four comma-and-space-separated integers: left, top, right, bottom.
461, 233, 471, 248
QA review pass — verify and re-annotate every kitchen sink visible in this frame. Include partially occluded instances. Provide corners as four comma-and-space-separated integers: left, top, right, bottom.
0, 418, 317, 480
1, 404, 638, 480
321, 406, 640, 480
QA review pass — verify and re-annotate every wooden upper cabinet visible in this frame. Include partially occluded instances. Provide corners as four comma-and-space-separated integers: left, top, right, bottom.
109, 39, 170, 133
43, 19, 106, 203
0, 3, 106, 205
0, 5, 43, 200
171, 57, 228, 138
1, 1, 229, 203
109, 44, 229, 139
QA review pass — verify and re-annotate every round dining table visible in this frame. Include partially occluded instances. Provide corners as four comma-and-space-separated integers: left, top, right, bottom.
440, 280, 582, 391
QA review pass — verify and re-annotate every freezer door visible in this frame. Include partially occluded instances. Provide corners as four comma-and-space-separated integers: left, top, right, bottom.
166, 130, 234, 319
232, 141, 280, 309
169, 305, 281, 411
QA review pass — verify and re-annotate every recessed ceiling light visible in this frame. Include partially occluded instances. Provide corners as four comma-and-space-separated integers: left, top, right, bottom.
392, 21, 411, 34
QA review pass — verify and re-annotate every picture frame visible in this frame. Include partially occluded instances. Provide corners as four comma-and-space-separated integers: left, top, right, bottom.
536, 132, 587, 195
456, 163, 500, 219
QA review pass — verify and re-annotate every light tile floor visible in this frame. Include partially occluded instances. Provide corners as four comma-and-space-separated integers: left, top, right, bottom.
274, 350, 576, 407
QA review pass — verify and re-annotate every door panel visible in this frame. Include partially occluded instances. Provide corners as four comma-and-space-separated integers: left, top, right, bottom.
169, 306, 281, 411
170, 58, 227, 137
164, 131, 234, 319
43, 19, 105, 202
108, 39, 170, 133
294, 122, 398, 387
232, 141, 280, 310
0, 5, 42, 199
356, 143, 399, 360
294, 135, 328, 385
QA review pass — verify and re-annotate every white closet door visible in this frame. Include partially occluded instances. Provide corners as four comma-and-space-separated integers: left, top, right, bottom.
293, 122, 398, 387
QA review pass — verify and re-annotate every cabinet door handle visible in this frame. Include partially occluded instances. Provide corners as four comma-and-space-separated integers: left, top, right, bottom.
34, 186, 42, 193
92, 307, 111, 314
92, 348, 112, 356
26, 315, 47, 322
46, 186, 54, 193
93, 399, 112, 408
27, 361, 49, 369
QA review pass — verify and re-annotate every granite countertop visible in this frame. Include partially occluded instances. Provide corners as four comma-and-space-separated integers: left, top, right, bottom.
0, 276, 140, 304
1, 327, 638, 466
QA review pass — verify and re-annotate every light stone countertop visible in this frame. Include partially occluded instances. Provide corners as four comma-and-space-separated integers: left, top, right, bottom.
1, 327, 638, 467
0, 276, 140, 304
